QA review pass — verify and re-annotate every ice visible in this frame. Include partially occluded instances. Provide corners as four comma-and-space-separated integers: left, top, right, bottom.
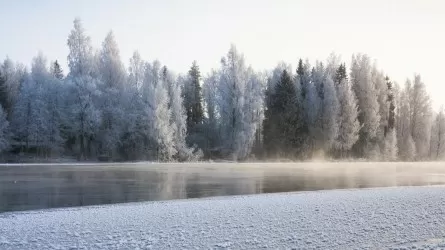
1, 186, 445, 249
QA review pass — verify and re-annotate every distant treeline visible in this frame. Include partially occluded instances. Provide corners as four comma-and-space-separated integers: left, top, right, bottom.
0, 19, 442, 162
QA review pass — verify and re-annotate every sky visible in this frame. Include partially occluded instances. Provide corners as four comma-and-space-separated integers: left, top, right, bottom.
0, 0, 444, 108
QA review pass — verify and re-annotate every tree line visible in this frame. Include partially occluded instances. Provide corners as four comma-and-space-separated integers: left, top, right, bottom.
0, 19, 442, 162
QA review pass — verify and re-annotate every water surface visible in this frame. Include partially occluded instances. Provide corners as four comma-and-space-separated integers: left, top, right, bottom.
1, 162, 444, 212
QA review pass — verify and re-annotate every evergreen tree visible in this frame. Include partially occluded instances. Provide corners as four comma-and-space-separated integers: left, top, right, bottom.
430, 108, 445, 160
50, 60, 64, 80
295, 60, 311, 156
0, 105, 9, 153
184, 61, 204, 131
386, 76, 396, 133
296, 59, 304, 86
0, 70, 8, 117
335, 63, 347, 85
264, 70, 304, 158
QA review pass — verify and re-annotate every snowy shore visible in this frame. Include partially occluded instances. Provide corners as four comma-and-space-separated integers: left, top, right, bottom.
1, 186, 445, 249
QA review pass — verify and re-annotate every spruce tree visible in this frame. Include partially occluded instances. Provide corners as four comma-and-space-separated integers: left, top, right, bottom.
386, 76, 395, 132
335, 63, 347, 85
51, 60, 64, 80
0, 70, 9, 117
264, 70, 304, 158
185, 61, 203, 131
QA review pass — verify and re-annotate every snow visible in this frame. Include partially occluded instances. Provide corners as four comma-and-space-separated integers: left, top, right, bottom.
1, 186, 445, 249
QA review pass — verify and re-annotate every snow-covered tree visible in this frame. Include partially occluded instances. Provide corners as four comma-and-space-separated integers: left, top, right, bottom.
67, 18, 95, 77
397, 81, 416, 160
97, 31, 127, 158
32, 53, 64, 155
350, 54, 381, 158
215, 45, 262, 160
371, 63, 389, 152
50, 60, 64, 80
10, 73, 42, 149
202, 70, 220, 155
128, 51, 145, 90
430, 108, 445, 160
321, 74, 339, 152
302, 60, 321, 153
162, 67, 201, 161
99, 31, 126, 89
409, 75, 432, 160
1, 58, 24, 117
0, 70, 7, 117
66, 18, 101, 159
334, 78, 360, 157
142, 61, 176, 161
0, 105, 9, 152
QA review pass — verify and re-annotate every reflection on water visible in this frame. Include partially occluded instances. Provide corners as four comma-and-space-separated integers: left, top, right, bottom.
1, 162, 445, 212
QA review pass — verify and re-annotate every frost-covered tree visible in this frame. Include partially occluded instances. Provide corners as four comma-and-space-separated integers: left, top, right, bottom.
397, 81, 416, 160
162, 67, 201, 161
142, 61, 176, 161
215, 45, 262, 160
386, 77, 396, 133
242, 68, 265, 158
334, 78, 360, 157
66, 18, 101, 159
99, 31, 126, 89
128, 51, 145, 90
10, 73, 42, 150
0, 105, 9, 153
350, 54, 381, 158
67, 18, 95, 77
321, 74, 339, 152
31, 53, 64, 155
335, 63, 347, 85
1, 58, 24, 117
50, 60, 64, 80
430, 108, 445, 160
97, 31, 127, 158
301, 60, 321, 153
0, 70, 7, 117
371, 63, 389, 152
409, 75, 432, 160
201, 70, 220, 155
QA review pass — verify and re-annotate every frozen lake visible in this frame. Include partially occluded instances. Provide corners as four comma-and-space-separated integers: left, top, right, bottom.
1, 162, 445, 212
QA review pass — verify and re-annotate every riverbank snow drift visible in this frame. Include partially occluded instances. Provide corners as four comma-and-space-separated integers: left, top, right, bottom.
1, 186, 445, 249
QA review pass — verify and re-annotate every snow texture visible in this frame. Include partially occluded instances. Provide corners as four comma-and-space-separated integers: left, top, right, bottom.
2, 186, 445, 249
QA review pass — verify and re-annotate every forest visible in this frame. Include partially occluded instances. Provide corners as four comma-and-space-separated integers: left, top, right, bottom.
0, 18, 442, 162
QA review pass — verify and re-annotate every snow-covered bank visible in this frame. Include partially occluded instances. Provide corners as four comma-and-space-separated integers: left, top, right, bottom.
2, 187, 445, 249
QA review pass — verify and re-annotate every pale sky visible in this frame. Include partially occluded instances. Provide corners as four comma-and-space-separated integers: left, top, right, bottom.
0, 0, 444, 108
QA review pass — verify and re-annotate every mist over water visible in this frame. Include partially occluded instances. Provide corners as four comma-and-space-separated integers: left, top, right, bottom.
1, 162, 444, 213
